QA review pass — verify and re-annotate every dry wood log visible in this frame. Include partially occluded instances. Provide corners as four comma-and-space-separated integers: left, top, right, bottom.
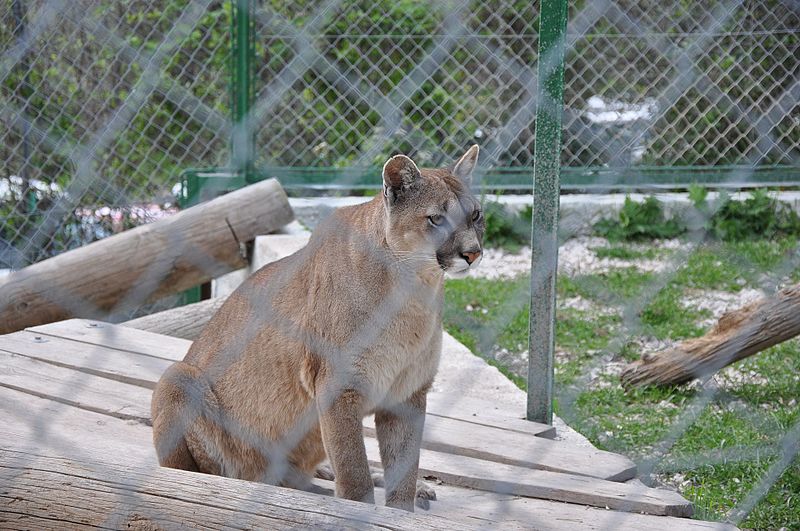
0, 448, 469, 530
124, 297, 225, 340
621, 283, 800, 387
0, 179, 293, 334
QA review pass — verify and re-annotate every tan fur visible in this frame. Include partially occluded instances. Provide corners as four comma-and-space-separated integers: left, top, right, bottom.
151, 146, 484, 511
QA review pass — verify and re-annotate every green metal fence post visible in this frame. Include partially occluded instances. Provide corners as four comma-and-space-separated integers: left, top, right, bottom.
231, 0, 256, 181
527, 0, 568, 425
181, 0, 255, 305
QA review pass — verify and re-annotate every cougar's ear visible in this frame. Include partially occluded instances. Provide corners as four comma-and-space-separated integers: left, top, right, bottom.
382, 154, 421, 204
452, 144, 480, 185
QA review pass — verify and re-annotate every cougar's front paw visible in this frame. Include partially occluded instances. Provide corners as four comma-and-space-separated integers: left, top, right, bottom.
415, 480, 437, 510
371, 470, 385, 487
314, 463, 335, 481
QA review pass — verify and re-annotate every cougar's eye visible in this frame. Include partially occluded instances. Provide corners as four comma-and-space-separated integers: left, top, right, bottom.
472, 209, 482, 222
428, 214, 445, 227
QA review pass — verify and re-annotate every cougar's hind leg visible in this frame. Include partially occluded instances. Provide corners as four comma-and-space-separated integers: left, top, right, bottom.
151, 361, 219, 473
153, 361, 278, 480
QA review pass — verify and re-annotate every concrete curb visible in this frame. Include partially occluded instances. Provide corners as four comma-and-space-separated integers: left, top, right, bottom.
290, 191, 800, 237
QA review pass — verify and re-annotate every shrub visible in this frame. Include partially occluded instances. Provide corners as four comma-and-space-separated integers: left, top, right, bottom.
707, 189, 800, 241
482, 202, 531, 252
594, 196, 686, 242
594, 189, 800, 243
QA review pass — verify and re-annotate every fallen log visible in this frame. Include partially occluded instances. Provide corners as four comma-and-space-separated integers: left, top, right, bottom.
124, 297, 224, 340
621, 283, 800, 387
1, 449, 462, 530
0, 179, 293, 334
125, 232, 309, 340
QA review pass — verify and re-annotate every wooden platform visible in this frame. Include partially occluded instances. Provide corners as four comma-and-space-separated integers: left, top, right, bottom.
0, 319, 736, 530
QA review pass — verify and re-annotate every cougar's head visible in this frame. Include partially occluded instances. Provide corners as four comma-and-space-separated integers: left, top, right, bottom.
381, 145, 484, 277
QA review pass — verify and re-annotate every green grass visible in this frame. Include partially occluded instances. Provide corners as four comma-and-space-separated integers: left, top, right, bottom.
640, 284, 709, 340
442, 236, 800, 529
569, 267, 655, 302
591, 245, 662, 260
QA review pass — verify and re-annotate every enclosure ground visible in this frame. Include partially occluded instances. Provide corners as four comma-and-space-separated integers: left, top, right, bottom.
443, 236, 800, 529
2, 319, 731, 530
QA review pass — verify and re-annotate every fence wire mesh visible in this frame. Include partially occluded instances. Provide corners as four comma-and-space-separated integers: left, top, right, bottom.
2, 0, 799, 266
1, 0, 799, 529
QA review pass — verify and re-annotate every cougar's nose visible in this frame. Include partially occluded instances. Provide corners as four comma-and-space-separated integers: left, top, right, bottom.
462, 250, 482, 265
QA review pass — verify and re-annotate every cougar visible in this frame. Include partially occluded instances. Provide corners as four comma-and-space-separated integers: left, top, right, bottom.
151, 145, 484, 512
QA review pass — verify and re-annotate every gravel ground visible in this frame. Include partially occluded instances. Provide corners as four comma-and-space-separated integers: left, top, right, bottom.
681, 288, 763, 328
467, 236, 692, 280
465, 236, 781, 391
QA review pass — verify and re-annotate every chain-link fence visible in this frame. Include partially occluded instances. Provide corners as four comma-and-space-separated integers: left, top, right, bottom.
2, 0, 799, 267
2, 1, 800, 528
251, 0, 800, 172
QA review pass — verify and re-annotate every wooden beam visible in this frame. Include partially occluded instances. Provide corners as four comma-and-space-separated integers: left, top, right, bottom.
29, 319, 191, 361
0, 178, 294, 334
621, 283, 800, 387
0, 448, 472, 530
362, 438, 691, 517
124, 297, 225, 340
363, 414, 635, 481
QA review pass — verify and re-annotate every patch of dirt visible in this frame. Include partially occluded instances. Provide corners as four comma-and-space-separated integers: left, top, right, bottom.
558, 237, 689, 276
491, 346, 529, 378
470, 237, 691, 280
681, 288, 763, 328
715, 365, 770, 387
632, 337, 678, 358
558, 295, 618, 316
466, 247, 532, 280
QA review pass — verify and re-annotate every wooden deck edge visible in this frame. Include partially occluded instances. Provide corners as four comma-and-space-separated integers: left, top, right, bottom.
363, 414, 637, 482
362, 438, 693, 518
0, 447, 475, 531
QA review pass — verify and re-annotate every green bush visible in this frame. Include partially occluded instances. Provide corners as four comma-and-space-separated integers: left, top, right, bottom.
707, 189, 800, 241
594, 190, 800, 242
594, 196, 686, 242
482, 202, 531, 251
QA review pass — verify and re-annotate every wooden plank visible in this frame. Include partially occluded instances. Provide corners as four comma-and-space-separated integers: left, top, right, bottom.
0, 449, 477, 530
0, 350, 151, 424
0, 385, 699, 525
312, 480, 736, 531
362, 438, 691, 517
0, 385, 156, 464
17, 321, 558, 438
0, 331, 171, 389
0, 331, 611, 486
426, 392, 556, 438
0, 353, 672, 516
0, 386, 476, 530
124, 297, 227, 340
421, 485, 734, 531
363, 414, 636, 482
28, 318, 190, 362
